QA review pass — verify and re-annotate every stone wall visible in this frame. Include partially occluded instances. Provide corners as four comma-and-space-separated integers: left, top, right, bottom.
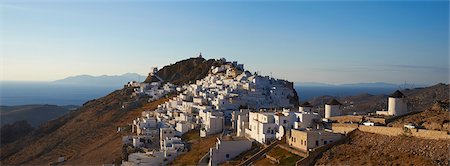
331, 123, 450, 140
358, 126, 404, 136
411, 129, 449, 140
329, 115, 387, 124
331, 123, 358, 134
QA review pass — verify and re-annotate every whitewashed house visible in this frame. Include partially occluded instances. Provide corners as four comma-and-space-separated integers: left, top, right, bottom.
245, 111, 278, 144
200, 110, 224, 137
208, 136, 252, 166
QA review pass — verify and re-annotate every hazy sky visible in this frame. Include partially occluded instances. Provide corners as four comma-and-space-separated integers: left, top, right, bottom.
1, 1, 448, 85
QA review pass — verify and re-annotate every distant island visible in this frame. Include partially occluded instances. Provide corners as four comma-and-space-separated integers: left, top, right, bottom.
53, 73, 146, 86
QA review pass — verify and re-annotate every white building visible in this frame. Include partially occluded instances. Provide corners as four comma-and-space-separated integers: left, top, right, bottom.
324, 99, 342, 119
376, 90, 408, 116
123, 152, 166, 166
200, 110, 224, 137
160, 128, 177, 149
388, 90, 408, 116
208, 137, 252, 166
176, 121, 193, 135
287, 129, 343, 152
232, 109, 250, 137
132, 117, 157, 135
161, 137, 187, 161
245, 111, 278, 144
299, 101, 312, 113
245, 108, 322, 144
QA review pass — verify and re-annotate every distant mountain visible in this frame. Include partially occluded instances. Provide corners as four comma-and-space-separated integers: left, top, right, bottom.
296, 82, 427, 88
53, 73, 146, 87
340, 82, 399, 87
0, 104, 77, 127
296, 82, 335, 87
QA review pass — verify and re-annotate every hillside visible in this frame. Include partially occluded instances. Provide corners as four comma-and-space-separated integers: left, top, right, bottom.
315, 130, 449, 166
308, 83, 449, 114
388, 100, 449, 132
0, 104, 75, 127
145, 57, 226, 85
0, 121, 34, 145
0, 87, 169, 165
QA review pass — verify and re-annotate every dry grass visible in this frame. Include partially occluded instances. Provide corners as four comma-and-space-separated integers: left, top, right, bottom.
253, 157, 275, 166
315, 130, 450, 166
181, 129, 201, 142
253, 146, 302, 166
170, 134, 219, 166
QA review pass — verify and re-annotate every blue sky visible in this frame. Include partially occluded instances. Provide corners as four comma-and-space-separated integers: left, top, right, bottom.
1, 0, 448, 85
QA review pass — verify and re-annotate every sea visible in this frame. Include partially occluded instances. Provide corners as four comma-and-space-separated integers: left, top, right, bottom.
0, 81, 121, 106
0, 81, 399, 106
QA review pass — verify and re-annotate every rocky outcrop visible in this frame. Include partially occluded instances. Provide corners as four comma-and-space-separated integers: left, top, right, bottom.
144, 57, 226, 85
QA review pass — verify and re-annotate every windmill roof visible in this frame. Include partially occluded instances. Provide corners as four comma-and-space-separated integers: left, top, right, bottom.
326, 99, 342, 105
300, 102, 312, 107
389, 90, 405, 98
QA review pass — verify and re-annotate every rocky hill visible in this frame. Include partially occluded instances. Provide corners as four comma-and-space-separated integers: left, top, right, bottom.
0, 104, 76, 127
144, 57, 226, 85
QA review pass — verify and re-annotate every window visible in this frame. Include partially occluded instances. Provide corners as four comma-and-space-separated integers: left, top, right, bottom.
283, 120, 287, 124
324, 141, 328, 144
226, 154, 230, 158
315, 140, 319, 146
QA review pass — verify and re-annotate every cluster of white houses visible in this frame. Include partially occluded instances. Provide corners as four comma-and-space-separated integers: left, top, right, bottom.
121, 59, 410, 166
126, 67, 177, 102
